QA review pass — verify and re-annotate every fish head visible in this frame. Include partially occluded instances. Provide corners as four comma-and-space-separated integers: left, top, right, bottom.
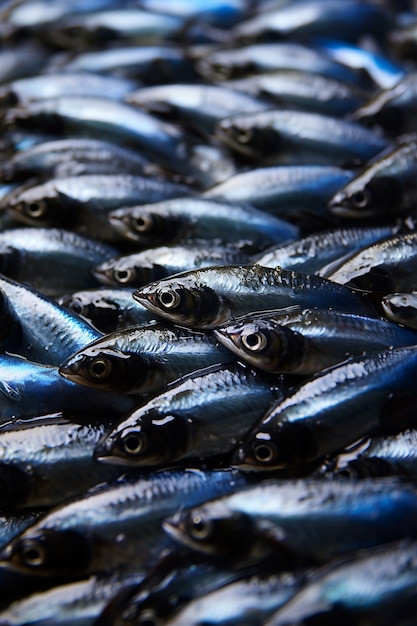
0, 528, 91, 577
93, 258, 140, 288
214, 319, 304, 373
215, 116, 279, 160
59, 345, 138, 392
381, 292, 417, 325
109, 206, 180, 247
133, 277, 223, 328
163, 500, 252, 560
3, 186, 73, 227
328, 175, 400, 218
95, 412, 188, 468
59, 292, 121, 334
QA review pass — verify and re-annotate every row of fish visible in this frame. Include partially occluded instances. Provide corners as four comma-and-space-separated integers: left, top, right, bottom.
0, 0, 417, 624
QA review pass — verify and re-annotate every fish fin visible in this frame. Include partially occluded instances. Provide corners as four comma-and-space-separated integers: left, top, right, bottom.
0, 379, 20, 400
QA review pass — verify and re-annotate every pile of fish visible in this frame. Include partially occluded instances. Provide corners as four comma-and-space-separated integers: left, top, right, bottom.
0, 0, 416, 623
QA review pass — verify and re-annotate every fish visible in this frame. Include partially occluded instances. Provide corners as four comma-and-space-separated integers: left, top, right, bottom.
322, 231, 417, 294
327, 136, 417, 218
214, 308, 417, 375
0, 227, 118, 297
108, 197, 299, 251
133, 264, 377, 329
59, 323, 237, 394
252, 223, 400, 274
381, 291, 417, 330
0, 512, 43, 554
93, 243, 250, 289
94, 364, 286, 468
264, 540, 417, 626
0, 138, 154, 183
0, 174, 192, 241
58, 287, 158, 334
0, 416, 123, 510
0, 43, 48, 84
0, 469, 251, 579
232, 345, 417, 472
338, 428, 417, 480
164, 478, 417, 566
215, 109, 391, 166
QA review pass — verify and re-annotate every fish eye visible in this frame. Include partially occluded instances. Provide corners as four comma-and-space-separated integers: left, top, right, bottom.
113, 267, 136, 285
121, 431, 146, 456
351, 188, 372, 208
157, 288, 181, 310
24, 200, 48, 219
20, 538, 46, 567
232, 126, 253, 144
68, 297, 84, 316
210, 63, 231, 80
241, 330, 268, 352
253, 441, 278, 464
131, 214, 153, 233
188, 514, 213, 541
87, 356, 113, 379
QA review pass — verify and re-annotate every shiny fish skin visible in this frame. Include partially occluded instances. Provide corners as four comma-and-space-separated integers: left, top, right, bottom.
0, 354, 137, 425
0, 513, 43, 554
328, 136, 417, 218
0, 44, 48, 85
0, 138, 153, 183
58, 287, 157, 334
95, 364, 285, 468
338, 429, 417, 480
0, 469, 251, 579
323, 231, 417, 294
214, 308, 417, 375
164, 478, 417, 566
59, 323, 237, 394
108, 197, 299, 250
264, 540, 417, 626
0, 274, 101, 366
233, 345, 417, 472
0, 228, 117, 297
93, 244, 250, 289
381, 291, 417, 330
0, 174, 192, 242
203, 165, 355, 222
215, 109, 391, 166
133, 264, 377, 329
252, 223, 400, 274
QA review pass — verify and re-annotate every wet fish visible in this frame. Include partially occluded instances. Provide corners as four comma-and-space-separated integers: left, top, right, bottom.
108, 197, 299, 251
59, 323, 237, 394
0, 138, 154, 183
0, 227, 117, 297
233, 345, 417, 472
0, 274, 101, 366
214, 308, 417, 375
95, 364, 285, 468
328, 136, 417, 218
164, 478, 417, 566
0, 174, 192, 241
252, 223, 400, 274
93, 243, 250, 289
0, 469, 250, 579
265, 540, 417, 626
381, 291, 417, 330
215, 109, 390, 166
58, 287, 157, 334
323, 231, 417, 294
0, 43, 48, 84
133, 264, 376, 329
0, 512, 43, 554
0, 416, 123, 510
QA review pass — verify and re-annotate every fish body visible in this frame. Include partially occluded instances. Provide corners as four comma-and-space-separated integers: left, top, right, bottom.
95, 364, 285, 467
0, 228, 117, 297
93, 244, 250, 288
214, 308, 417, 375
58, 287, 157, 334
108, 197, 299, 250
328, 137, 417, 218
59, 323, 237, 394
215, 109, 390, 166
133, 264, 376, 329
233, 345, 417, 471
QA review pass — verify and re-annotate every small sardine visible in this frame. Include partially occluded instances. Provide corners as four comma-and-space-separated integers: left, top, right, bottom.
381, 291, 417, 330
